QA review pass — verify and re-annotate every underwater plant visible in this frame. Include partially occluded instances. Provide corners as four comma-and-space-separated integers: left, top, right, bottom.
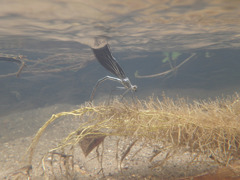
135, 52, 195, 79
9, 93, 239, 179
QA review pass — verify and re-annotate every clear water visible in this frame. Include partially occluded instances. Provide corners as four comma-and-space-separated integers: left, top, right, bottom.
0, 0, 240, 142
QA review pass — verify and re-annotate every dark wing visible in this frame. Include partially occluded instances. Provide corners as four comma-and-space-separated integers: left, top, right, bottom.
92, 44, 126, 79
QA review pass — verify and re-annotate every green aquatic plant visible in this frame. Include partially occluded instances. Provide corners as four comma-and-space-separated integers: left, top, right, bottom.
162, 51, 181, 63
205, 51, 214, 58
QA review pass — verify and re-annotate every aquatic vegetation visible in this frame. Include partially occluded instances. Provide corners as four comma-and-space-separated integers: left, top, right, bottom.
162, 52, 181, 63
7, 93, 239, 179
135, 53, 196, 78
205, 51, 213, 58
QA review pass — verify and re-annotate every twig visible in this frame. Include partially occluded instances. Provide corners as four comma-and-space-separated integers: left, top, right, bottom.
16, 61, 26, 77
0, 57, 26, 78
135, 53, 196, 78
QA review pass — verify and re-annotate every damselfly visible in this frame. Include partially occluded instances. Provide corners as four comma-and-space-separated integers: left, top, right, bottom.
90, 44, 137, 101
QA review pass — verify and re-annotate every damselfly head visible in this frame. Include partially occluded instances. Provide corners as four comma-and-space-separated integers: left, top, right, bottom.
132, 85, 137, 92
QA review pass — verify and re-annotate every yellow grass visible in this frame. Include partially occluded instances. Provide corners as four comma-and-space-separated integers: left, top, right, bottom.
23, 93, 240, 179
27, 94, 240, 164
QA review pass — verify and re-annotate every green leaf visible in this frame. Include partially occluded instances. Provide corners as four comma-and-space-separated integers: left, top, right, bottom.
162, 52, 170, 63
171, 52, 181, 60
162, 57, 169, 63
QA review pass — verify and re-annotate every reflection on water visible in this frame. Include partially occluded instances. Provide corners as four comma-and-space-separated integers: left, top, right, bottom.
0, 0, 240, 142
1, 0, 240, 51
